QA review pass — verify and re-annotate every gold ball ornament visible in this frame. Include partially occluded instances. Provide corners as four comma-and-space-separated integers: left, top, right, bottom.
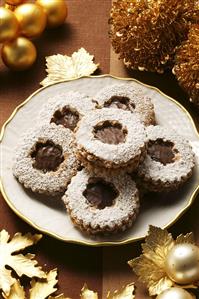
2, 37, 37, 70
0, 7, 19, 43
15, 3, 47, 38
165, 244, 199, 284
156, 288, 195, 299
36, 0, 68, 28
5, 0, 24, 5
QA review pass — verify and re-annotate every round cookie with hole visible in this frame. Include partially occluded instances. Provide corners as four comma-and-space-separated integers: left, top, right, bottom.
62, 168, 140, 235
137, 125, 195, 192
13, 123, 79, 195
94, 84, 155, 126
75, 108, 147, 172
39, 91, 95, 132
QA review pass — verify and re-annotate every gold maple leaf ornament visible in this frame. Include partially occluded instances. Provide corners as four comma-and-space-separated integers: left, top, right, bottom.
4, 269, 70, 299
41, 48, 99, 87
80, 284, 98, 299
0, 230, 45, 296
129, 226, 199, 297
107, 283, 135, 299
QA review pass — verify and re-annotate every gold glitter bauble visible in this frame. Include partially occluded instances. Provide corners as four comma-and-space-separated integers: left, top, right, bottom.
5, 0, 24, 5
165, 244, 199, 284
110, 0, 198, 73
15, 3, 47, 38
2, 37, 37, 70
0, 7, 19, 43
36, 0, 67, 28
156, 288, 195, 299
173, 24, 199, 107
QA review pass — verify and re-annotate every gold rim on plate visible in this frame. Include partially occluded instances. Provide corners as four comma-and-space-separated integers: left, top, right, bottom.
1, 74, 199, 246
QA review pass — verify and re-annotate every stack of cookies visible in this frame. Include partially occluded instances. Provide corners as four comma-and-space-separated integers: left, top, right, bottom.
13, 84, 195, 235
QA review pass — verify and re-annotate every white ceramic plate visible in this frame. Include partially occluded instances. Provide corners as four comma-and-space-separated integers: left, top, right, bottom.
1, 75, 199, 246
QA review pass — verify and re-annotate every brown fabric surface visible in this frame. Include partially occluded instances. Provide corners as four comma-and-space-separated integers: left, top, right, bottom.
1, 0, 199, 298
0, 0, 111, 298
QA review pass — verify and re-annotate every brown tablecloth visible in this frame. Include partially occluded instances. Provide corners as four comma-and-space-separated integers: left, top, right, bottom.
0, 1, 199, 298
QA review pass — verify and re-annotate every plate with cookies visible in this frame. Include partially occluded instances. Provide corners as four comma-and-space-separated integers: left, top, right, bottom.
1, 75, 199, 246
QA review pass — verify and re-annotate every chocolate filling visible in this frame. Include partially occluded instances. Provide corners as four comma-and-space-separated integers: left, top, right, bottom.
51, 106, 79, 131
94, 121, 127, 145
83, 178, 118, 209
148, 139, 178, 165
31, 140, 64, 172
104, 96, 135, 112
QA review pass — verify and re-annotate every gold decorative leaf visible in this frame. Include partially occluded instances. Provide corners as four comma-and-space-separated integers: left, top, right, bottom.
175, 233, 195, 244
0, 230, 45, 296
107, 283, 135, 299
80, 284, 98, 299
2, 269, 71, 299
142, 226, 174, 269
29, 269, 57, 299
49, 295, 71, 299
128, 256, 174, 296
128, 226, 176, 296
2, 280, 25, 299
148, 277, 173, 296
0, 269, 16, 297
5, 232, 42, 252
129, 256, 164, 284
40, 48, 99, 87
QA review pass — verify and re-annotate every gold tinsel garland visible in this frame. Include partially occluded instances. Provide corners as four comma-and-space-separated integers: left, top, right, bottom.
173, 24, 199, 107
109, 0, 198, 73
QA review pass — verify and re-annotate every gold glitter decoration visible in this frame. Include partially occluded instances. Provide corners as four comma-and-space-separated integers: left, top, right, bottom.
0, 230, 45, 296
110, 0, 198, 73
173, 24, 199, 107
128, 226, 199, 296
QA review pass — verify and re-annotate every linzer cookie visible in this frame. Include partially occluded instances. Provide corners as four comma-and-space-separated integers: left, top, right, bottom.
94, 84, 155, 126
39, 91, 95, 131
62, 168, 140, 235
75, 108, 147, 171
137, 125, 195, 192
13, 123, 79, 195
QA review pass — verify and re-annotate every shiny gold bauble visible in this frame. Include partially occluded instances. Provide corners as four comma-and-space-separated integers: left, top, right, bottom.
15, 3, 47, 38
5, 0, 24, 5
165, 244, 199, 284
2, 37, 37, 70
36, 0, 68, 28
0, 7, 19, 43
156, 288, 195, 299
